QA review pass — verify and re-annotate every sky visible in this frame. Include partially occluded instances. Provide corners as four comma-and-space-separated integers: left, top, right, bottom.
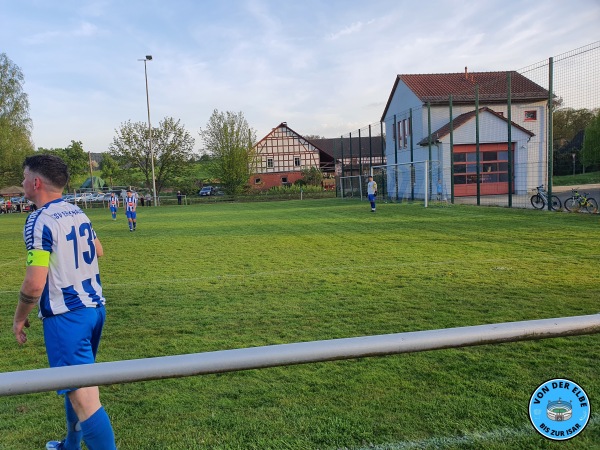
1, 0, 599, 154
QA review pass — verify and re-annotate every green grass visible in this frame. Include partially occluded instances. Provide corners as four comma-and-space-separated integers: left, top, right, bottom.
1, 199, 599, 449
553, 170, 600, 186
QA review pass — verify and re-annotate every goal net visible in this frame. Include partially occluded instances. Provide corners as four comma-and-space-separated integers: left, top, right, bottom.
338, 175, 364, 200
371, 160, 446, 206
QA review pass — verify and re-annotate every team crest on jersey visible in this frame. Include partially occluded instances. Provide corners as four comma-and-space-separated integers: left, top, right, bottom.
529, 378, 590, 441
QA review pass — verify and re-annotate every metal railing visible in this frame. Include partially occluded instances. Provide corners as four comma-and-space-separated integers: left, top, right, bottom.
1, 314, 599, 396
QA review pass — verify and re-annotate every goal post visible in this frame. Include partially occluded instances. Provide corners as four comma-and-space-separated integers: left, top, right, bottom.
371, 160, 446, 207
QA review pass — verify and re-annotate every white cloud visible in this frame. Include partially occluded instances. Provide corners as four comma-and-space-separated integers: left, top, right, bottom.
328, 21, 364, 40
23, 21, 100, 45
2, 0, 599, 150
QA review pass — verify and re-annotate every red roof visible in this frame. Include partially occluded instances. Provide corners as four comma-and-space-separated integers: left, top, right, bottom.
381, 70, 549, 121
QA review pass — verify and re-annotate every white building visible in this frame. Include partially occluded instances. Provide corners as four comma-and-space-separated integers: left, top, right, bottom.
381, 69, 549, 198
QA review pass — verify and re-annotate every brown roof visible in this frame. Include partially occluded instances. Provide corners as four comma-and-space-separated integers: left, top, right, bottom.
308, 136, 385, 160
255, 123, 384, 164
381, 70, 549, 121
417, 106, 535, 146
0, 185, 25, 196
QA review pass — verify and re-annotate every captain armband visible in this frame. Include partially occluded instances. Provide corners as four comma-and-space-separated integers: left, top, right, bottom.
19, 290, 40, 305
26, 249, 50, 267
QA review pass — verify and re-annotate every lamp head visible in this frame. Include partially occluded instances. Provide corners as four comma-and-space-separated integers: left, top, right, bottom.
146, 55, 153, 61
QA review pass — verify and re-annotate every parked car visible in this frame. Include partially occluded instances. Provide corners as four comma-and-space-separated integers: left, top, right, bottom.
8, 196, 33, 212
199, 186, 215, 196
89, 193, 104, 202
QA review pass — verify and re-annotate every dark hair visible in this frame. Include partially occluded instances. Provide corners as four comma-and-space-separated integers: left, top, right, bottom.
23, 154, 70, 189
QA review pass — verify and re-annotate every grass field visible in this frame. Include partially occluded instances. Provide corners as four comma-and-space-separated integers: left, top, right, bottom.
1, 199, 599, 449
554, 171, 600, 186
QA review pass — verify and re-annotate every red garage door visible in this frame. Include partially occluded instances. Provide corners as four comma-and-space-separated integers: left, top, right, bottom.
453, 143, 514, 196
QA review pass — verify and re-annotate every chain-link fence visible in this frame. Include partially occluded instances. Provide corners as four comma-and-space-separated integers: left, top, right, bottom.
331, 122, 385, 198
340, 41, 600, 209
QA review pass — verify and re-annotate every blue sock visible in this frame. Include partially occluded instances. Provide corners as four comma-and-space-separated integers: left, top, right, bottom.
64, 396, 82, 450
80, 406, 116, 450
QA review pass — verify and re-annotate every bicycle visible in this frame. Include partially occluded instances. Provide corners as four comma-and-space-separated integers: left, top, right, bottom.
530, 185, 561, 211
564, 189, 598, 213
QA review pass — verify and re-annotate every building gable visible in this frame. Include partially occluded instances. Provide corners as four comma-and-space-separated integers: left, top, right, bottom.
254, 122, 323, 174
381, 69, 549, 121
418, 107, 535, 145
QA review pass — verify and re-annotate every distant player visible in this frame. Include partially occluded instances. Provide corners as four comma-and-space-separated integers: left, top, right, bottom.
109, 192, 118, 220
125, 189, 137, 231
367, 176, 378, 212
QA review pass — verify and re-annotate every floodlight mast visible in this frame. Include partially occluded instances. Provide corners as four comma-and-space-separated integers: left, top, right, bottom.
139, 55, 158, 206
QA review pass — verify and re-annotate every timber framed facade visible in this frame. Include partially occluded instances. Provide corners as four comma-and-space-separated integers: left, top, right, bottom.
252, 122, 335, 190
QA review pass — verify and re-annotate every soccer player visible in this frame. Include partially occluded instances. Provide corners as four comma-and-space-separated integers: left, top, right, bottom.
367, 175, 378, 212
125, 188, 137, 231
109, 192, 118, 220
12, 154, 116, 450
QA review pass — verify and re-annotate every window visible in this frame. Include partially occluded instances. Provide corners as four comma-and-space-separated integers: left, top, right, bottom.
254, 178, 261, 184
281, 177, 288, 183
524, 110, 537, 121
294, 156, 301, 167
267, 158, 274, 168
403, 119, 408, 148
453, 150, 511, 185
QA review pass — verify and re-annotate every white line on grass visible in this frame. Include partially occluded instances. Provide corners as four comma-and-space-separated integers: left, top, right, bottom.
348, 417, 598, 449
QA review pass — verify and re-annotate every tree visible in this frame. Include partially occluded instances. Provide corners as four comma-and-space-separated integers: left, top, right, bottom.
300, 167, 323, 186
100, 153, 120, 187
38, 141, 89, 191
109, 117, 195, 194
0, 53, 34, 185
581, 111, 600, 170
303, 134, 325, 141
199, 110, 256, 195
552, 108, 598, 175
553, 108, 595, 148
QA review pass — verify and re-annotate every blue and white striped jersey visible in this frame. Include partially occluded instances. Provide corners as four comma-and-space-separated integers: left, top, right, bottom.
125, 195, 137, 212
24, 199, 105, 318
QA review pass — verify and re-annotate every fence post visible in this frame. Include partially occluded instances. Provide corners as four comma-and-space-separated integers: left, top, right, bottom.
507, 72, 513, 208
427, 103, 432, 201
340, 136, 344, 179
475, 85, 481, 205
349, 132, 353, 177
368, 124, 373, 174
380, 121, 386, 198
394, 114, 398, 200
448, 97, 454, 203
358, 128, 363, 176
410, 108, 415, 202
547, 57, 554, 210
